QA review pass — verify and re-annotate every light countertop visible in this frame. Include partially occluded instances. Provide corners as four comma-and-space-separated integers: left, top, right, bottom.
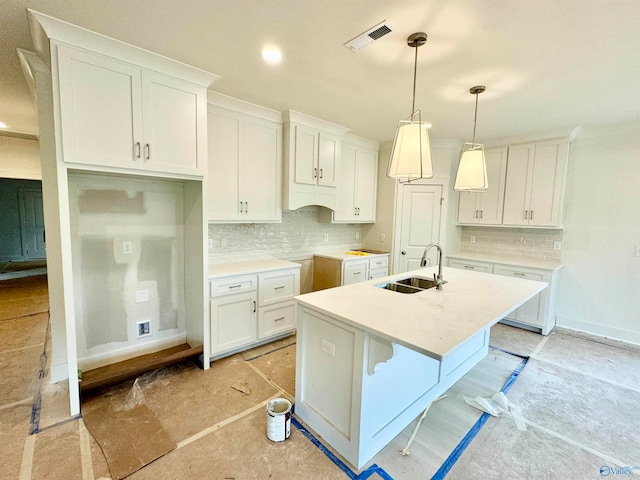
313, 250, 390, 261
295, 266, 546, 360
209, 258, 301, 278
447, 253, 563, 271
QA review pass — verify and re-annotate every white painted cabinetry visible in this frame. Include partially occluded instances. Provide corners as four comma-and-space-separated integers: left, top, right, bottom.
502, 138, 570, 227
57, 44, 207, 176
332, 135, 379, 223
313, 252, 390, 290
209, 260, 300, 358
447, 255, 561, 335
207, 100, 282, 222
457, 147, 507, 225
282, 110, 350, 210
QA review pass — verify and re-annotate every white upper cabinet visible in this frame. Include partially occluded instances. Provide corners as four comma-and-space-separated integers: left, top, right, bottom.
502, 138, 569, 227
57, 44, 207, 176
283, 110, 349, 210
457, 146, 507, 225
207, 100, 282, 223
333, 135, 379, 223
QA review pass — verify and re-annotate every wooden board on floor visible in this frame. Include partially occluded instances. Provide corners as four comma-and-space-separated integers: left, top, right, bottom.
80, 343, 203, 392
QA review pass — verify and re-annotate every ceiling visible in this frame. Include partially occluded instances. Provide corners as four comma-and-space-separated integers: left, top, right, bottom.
2, 0, 639, 143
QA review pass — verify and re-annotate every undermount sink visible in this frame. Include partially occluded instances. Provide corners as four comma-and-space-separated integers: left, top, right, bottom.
377, 276, 447, 294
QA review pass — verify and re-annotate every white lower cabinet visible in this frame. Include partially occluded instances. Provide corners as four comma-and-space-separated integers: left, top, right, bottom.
447, 256, 560, 335
209, 262, 300, 358
313, 253, 390, 290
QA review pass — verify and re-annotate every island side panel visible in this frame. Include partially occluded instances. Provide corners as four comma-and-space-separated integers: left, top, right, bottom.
295, 305, 365, 465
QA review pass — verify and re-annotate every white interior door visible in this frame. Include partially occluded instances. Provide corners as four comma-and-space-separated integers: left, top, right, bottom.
19, 188, 46, 259
397, 184, 443, 273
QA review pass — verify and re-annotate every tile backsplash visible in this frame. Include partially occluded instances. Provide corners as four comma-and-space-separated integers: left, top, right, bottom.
459, 226, 563, 262
208, 206, 361, 264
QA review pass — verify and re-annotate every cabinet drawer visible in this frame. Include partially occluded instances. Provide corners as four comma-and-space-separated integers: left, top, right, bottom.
259, 301, 296, 339
259, 268, 299, 306
448, 259, 494, 273
369, 255, 389, 270
210, 274, 257, 297
343, 260, 368, 285
493, 266, 545, 281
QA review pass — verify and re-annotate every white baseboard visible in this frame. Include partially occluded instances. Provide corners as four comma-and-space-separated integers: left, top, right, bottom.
556, 314, 640, 347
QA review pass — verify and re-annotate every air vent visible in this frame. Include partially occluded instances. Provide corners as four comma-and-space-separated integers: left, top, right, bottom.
344, 20, 393, 52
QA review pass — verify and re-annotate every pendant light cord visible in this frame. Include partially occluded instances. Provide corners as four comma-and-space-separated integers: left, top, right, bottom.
411, 45, 418, 115
471, 93, 479, 148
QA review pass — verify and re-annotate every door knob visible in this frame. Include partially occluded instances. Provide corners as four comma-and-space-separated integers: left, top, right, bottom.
401, 251, 406, 255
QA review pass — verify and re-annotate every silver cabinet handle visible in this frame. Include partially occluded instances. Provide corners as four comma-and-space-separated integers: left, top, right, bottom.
513, 272, 526, 277
245, 201, 248, 213
239, 201, 244, 213
475, 210, 478, 219
228, 284, 242, 289
144, 143, 150, 160
274, 286, 285, 290
524, 210, 528, 220
135, 142, 141, 159
354, 207, 358, 216
464, 265, 475, 270
480, 210, 483, 219
253, 300, 256, 312
357, 207, 360, 215
313, 168, 318, 178
530, 210, 534, 220
274, 316, 285, 322
354, 271, 361, 275
319, 168, 323, 178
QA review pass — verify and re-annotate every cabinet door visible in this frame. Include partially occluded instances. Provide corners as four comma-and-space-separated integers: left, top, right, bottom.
208, 108, 242, 220
477, 147, 508, 225
343, 260, 368, 285
457, 191, 479, 224
333, 144, 357, 221
318, 132, 340, 187
142, 71, 204, 175
57, 45, 142, 168
242, 116, 282, 221
259, 302, 296, 339
210, 292, 257, 354
493, 267, 544, 327
528, 139, 566, 227
502, 143, 535, 226
354, 149, 377, 221
294, 125, 318, 185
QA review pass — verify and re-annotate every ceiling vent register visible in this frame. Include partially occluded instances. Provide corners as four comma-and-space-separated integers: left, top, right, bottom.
344, 21, 394, 51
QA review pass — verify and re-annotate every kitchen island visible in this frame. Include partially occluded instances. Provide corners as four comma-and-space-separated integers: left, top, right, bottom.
294, 265, 547, 469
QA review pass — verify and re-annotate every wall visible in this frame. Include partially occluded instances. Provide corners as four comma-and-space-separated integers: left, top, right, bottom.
555, 121, 640, 344
0, 178, 43, 261
458, 226, 562, 263
208, 206, 361, 263
0, 135, 41, 180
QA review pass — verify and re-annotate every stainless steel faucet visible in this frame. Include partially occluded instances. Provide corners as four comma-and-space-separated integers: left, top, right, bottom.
420, 243, 444, 289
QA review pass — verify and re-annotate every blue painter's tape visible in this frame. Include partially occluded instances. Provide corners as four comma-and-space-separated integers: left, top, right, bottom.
430, 356, 529, 480
291, 415, 395, 480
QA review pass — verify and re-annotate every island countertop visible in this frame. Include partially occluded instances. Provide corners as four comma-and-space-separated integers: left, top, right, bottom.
294, 265, 547, 360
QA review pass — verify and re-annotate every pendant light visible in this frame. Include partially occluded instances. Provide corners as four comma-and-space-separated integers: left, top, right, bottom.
387, 32, 433, 182
454, 86, 488, 191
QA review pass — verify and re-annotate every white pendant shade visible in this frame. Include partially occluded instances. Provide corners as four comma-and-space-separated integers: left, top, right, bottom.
388, 120, 433, 181
454, 144, 488, 191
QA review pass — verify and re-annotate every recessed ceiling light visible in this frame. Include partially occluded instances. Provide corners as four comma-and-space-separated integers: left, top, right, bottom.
0, 121, 8, 129
261, 47, 282, 64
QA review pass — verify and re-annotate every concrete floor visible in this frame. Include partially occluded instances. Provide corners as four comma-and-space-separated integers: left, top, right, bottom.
2, 274, 640, 479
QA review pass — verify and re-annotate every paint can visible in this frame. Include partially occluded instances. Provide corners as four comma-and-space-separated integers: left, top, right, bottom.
266, 398, 291, 442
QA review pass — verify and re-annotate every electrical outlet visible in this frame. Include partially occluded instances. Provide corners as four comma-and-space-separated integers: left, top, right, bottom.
122, 241, 132, 254
379, 233, 386, 242
324, 233, 329, 242
321, 340, 336, 357
135, 289, 149, 303
471, 236, 476, 243
355, 231, 360, 241
553, 241, 562, 251
137, 320, 151, 337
